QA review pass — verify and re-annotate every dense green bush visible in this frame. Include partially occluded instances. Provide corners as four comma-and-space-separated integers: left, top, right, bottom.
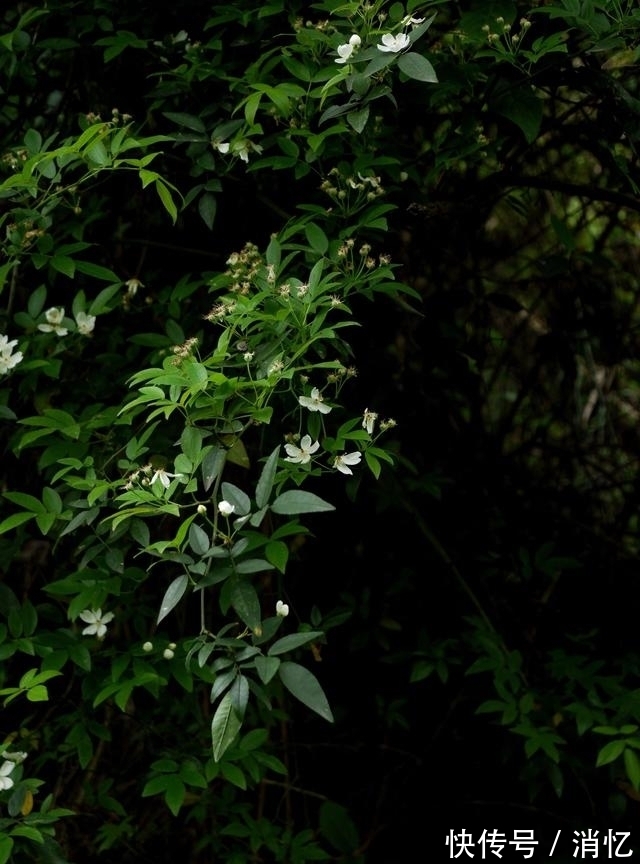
2, 0, 640, 861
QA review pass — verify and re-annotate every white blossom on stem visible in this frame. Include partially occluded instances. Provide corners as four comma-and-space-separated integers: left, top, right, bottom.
79, 608, 114, 640
284, 434, 320, 465
377, 32, 411, 53
276, 600, 289, 617
298, 387, 331, 414
0, 335, 23, 374
333, 452, 362, 475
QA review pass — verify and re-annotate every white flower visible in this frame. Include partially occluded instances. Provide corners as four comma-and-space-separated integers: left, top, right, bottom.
333, 451, 362, 475
402, 14, 425, 26
0, 761, 15, 791
377, 32, 411, 53
1, 750, 26, 765
0, 335, 23, 375
234, 140, 263, 163
163, 648, 175, 660
276, 600, 289, 617
75, 310, 96, 336
150, 468, 183, 489
335, 42, 355, 64
125, 278, 143, 296
284, 434, 320, 465
362, 408, 378, 435
213, 138, 229, 154
79, 608, 115, 640
298, 387, 332, 414
38, 307, 68, 336
335, 33, 361, 63
218, 500, 235, 516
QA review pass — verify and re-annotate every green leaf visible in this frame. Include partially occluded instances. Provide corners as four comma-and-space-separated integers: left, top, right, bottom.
255, 655, 280, 685
268, 631, 324, 656
271, 490, 335, 515
347, 106, 370, 134
304, 223, 329, 255
265, 540, 288, 573
220, 482, 251, 515
625, 747, 640, 791
397, 52, 438, 83
491, 82, 543, 145
230, 578, 261, 634
211, 691, 243, 762
163, 111, 206, 133
202, 446, 226, 491
0, 836, 13, 864
0, 512, 36, 535
155, 180, 178, 224
181, 426, 203, 463
26, 684, 49, 702
198, 192, 217, 230
596, 738, 626, 767
220, 762, 246, 789
189, 523, 210, 556
255, 445, 280, 509
163, 775, 186, 816
319, 801, 359, 854
157, 574, 189, 624
278, 661, 333, 722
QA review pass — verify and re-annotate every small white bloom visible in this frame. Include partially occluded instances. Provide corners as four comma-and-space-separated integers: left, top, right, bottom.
125, 278, 143, 296
218, 500, 235, 516
75, 310, 96, 336
377, 32, 411, 53
335, 42, 355, 64
362, 408, 378, 435
284, 434, 320, 465
1, 751, 26, 765
243, 351, 254, 362
38, 306, 68, 336
234, 140, 262, 163
197, 504, 207, 515
0, 335, 23, 375
142, 641, 154, 652
333, 451, 362, 475
79, 608, 115, 640
349, 33, 361, 46
402, 14, 425, 26
151, 468, 183, 489
298, 387, 332, 414
0, 762, 14, 791
163, 648, 175, 660
276, 600, 289, 618
213, 138, 230, 154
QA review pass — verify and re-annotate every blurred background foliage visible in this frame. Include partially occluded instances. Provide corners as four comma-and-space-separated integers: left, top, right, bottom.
2, 0, 640, 860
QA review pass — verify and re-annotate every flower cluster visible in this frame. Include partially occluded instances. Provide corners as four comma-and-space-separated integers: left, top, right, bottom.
37, 306, 96, 336
0, 334, 23, 375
